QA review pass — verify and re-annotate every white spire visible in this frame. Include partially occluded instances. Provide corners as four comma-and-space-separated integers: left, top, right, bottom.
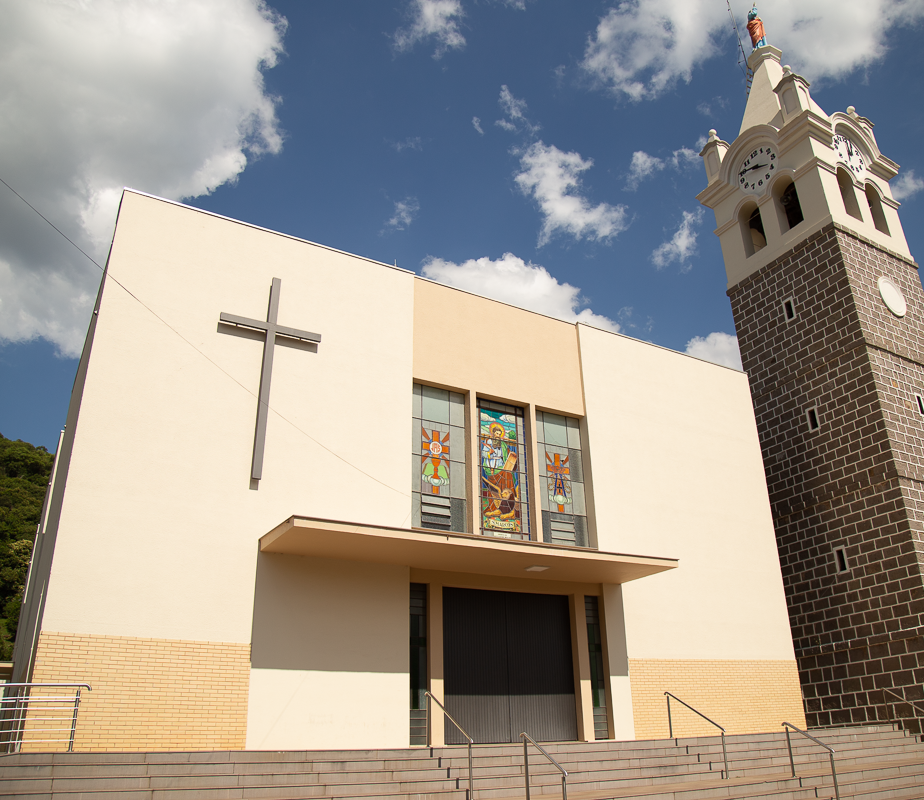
739, 46, 827, 135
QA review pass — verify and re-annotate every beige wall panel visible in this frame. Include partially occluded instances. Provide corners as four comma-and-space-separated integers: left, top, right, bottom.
413, 279, 584, 415
578, 326, 795, 663
247, 555, 409, 749
246, 669, 408, 750
29, 632, 249, 752
629, 659, 806, 740
41, 192, 415, 644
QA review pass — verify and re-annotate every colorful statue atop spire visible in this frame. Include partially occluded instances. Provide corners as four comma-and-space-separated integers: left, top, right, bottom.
747, 5, 767, 49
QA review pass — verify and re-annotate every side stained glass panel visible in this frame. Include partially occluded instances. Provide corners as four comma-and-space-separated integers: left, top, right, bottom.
412, 385, 467, 532
537, 411, 590, 548
478, 400, 530, 539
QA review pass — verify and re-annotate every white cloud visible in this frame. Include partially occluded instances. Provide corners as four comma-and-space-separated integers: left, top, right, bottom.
651, 210, 704, 270
670, 147, 700, 169
625, 151, 666, 190
625, 146, 699, 190
495, 85, 540, 136
514, 141, 629, 246
892, 170, 924, 202
0, 0, 286, 357
616, 305, 653, 335
697, 96, 728, 118
393, 0, 465, 59
581, 1, 924, 101
391, 137, 423, 152
685, 331, 742, 371
383, 197, 420, 231
421, 253, 620, 331
472, 117, 484, 135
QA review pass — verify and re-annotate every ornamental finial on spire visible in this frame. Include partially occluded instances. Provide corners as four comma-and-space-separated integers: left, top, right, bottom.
747, 5, 767, 49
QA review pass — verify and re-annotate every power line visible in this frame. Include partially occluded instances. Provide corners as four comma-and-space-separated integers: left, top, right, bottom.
0, 176, 103, 271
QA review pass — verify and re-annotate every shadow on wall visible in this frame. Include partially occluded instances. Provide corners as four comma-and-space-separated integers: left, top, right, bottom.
250, 552, 409, 673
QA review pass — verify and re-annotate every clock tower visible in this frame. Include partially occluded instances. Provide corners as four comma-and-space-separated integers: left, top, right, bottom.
698, 43, 924, 731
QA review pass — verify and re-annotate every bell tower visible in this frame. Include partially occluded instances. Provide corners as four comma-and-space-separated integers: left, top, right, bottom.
698, 41, 924, 730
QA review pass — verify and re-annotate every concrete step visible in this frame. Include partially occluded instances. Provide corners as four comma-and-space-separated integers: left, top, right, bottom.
1, 726, 921, 800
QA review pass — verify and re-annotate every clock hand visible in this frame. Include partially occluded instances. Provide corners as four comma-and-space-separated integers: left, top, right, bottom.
738, 163, 768, 177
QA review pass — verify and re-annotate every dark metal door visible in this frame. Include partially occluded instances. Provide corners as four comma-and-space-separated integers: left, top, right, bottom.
443, 587, 577, 744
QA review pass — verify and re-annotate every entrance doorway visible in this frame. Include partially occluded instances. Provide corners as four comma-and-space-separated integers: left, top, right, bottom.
443, 587, 577, 743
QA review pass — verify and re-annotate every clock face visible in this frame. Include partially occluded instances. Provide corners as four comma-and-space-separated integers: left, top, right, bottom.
737, 145, 778, 195
833, 133, 866, 180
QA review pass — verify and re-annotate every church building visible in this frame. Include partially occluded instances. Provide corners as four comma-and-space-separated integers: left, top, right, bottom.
698, 42, 923, 731
11, 187, 805, 751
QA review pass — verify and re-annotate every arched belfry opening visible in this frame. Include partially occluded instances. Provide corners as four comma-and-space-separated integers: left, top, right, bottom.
740, 203, 767, 257
774, 178, 804, 232
865, 183, 890, 235
837, 167, 863, 221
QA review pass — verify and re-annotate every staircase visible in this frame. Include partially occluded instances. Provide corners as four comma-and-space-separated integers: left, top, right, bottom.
1, 726, 923, 800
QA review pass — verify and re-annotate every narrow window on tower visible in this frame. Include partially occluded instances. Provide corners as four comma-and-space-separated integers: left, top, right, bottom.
782, 297, 797, 323
915, 394, 924, 416
837, 168, 864, 221
806, 406, 821, 432
865, 184, 890, 235
833, 546, 849, 574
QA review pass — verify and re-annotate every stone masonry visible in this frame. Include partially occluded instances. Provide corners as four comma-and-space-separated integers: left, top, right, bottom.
729, 222, 924, 731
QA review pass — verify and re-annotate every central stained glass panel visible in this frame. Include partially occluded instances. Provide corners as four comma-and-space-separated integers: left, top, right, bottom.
478, 400, 529, 537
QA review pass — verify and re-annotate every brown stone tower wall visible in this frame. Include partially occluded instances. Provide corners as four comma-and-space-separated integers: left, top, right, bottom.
729, 222, 924, 730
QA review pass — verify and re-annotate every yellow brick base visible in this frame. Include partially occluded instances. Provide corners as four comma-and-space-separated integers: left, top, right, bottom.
629, 658, 806, 740
29, 631, 250, 751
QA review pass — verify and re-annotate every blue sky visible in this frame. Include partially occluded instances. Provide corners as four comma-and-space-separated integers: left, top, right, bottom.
1, 0, 922, 451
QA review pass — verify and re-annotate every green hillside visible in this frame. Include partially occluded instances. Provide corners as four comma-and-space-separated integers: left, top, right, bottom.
0, 434, 54, 661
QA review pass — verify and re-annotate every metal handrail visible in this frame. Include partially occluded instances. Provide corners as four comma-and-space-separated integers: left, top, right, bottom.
520, 731, 567, 800
0, 683, 92, 753
782, 722, 840, 800
664, 692, 728, 778
425, 691, 474, 800
883, 687, 924, 731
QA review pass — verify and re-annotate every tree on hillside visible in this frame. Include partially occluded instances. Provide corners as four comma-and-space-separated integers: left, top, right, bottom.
0, 435, 54, 661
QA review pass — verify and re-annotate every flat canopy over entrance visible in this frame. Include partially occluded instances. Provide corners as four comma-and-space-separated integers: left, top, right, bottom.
260, 517, 677, 584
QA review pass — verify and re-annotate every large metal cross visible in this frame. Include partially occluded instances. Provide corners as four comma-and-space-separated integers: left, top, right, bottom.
219, 278, 321, 481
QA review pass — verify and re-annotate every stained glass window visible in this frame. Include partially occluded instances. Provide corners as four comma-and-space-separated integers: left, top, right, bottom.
537, 411, 589, 547
412, 384, 466, 532
478, 400, 530, 539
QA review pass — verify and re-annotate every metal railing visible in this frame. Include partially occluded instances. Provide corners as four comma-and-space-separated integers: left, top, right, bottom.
425, 691, 474, 800
664, 692, 728, 778
782, 722, 840, 800
520, 731, 567, 800
0, 683, 91, 753
883, 687, 924, 733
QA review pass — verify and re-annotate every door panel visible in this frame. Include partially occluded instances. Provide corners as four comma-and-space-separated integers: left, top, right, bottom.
505, 591, 577, 742
443, 587, 576, 743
